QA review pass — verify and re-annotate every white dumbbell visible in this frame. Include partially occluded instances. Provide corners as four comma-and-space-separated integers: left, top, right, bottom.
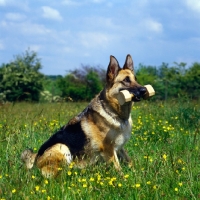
117, 84, 155, 105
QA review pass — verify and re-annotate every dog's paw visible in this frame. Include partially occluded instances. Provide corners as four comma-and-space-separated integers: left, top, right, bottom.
128, 161, 133, 168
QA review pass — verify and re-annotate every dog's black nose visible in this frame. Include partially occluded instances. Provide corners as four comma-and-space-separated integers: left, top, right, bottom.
139, 87, 147, 96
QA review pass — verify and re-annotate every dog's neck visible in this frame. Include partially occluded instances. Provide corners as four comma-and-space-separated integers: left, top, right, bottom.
100, 89, 132, 121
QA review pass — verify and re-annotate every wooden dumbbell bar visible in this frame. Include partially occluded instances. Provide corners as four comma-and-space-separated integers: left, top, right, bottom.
117, 84, 155, 105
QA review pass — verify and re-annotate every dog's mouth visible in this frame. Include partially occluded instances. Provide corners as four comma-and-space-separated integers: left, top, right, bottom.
120, 87, 147, 102
132, 95, 141, 102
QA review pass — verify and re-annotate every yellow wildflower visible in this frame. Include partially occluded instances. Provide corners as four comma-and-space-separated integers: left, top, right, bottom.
162, 154, 167, 161
12, 189, 16, 193
89, 177, 94, 181
147, 181, 151, 185
135, 183, 140, 188
67, 171, 72, 176
109, 180, 113, 186
35, 186, 40, 191
124, 174, 129, 179
177, 159, 183, 164
118, 183, 122, 187
175, 188, 178, 192
100, 182, 104, 186
153, 185, 157, 190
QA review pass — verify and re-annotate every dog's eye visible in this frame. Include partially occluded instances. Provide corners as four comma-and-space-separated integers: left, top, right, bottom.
123, 76, 131, 83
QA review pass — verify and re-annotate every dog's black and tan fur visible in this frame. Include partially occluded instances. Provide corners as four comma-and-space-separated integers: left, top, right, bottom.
21, 54, 147, 178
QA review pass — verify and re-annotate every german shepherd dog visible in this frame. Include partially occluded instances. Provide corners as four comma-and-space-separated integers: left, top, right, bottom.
21, 54, 147, 178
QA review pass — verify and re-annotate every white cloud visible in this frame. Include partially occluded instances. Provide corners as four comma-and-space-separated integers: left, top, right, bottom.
29, 45, 41, 52
190, 37, 200, 43
0, 40, 4, 50
78, 32, 111, 49
0, 0, 6, 6
21, 23, 52, 35
91, 0, 105, 3
1, 20, 52, 36
137, 0, 149, 7
42, 6, 62, 21
5, 13, 26, 21
185, 0, 200, 12
63, 46, 73, 53
0, 0, 29, 11
84, 16, 119, 30
62, 0, 82, 6
142, 18, 163, 33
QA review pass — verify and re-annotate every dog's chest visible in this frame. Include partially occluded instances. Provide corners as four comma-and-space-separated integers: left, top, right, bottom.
110, 120, 132, 150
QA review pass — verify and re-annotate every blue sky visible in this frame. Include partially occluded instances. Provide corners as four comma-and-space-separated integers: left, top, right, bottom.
0, 0, 200, 75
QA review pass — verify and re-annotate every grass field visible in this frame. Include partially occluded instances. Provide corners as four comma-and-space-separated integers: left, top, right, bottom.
0, 100, 199, 200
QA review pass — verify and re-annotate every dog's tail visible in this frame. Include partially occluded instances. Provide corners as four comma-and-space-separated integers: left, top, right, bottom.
21, 143, 72, 178
21, 148, 37, 169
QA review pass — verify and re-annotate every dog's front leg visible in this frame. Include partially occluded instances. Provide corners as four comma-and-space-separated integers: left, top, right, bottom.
117, 148, 133, 167
113, 150, 122, 171
101, 148, 122, 172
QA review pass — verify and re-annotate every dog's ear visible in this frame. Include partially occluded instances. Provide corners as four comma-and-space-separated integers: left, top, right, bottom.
123, 54, 134, 72
106, 55, 120, 83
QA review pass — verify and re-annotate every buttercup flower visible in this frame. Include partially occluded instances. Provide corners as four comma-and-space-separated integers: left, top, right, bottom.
135, 183, 140, 188
175, 188, 178, 192
12, 189, 16, 193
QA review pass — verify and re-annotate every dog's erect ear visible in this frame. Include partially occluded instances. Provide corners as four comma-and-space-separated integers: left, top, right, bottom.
123, 54, 134, 72
106, 55, 120, 83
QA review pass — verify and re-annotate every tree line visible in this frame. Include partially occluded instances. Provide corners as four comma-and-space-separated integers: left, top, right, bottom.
0, 50, 199, 103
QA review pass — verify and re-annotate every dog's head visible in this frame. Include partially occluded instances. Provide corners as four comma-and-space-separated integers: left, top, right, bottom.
106, 54, 147, 102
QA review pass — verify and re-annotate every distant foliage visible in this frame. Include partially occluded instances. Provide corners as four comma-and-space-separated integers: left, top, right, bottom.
0, 50, 200, 102
135, 62, 200, 100
0, 50, 44, 102
56, 65, 105, 101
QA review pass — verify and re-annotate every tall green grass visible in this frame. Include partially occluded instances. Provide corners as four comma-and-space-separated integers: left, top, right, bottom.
0, 100, 199, 199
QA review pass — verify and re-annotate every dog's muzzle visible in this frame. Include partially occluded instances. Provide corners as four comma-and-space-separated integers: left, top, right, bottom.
130, 87, 147, 102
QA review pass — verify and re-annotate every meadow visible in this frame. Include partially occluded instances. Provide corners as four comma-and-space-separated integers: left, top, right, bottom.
0, 99, 199, 200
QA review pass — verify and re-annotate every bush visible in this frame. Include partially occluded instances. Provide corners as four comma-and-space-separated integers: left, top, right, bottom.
0, 50, 44, 102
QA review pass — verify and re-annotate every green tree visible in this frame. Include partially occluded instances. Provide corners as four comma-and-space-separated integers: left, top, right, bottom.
182, 62, 200, 99
43, 75, 63, 96
136, 64, 158, 85
0, 50, 44, 102
56, 74, 86, 101
136, 64, 161, 99
56, 66, 104, 101
158, 62, 179, 100
85, 70, 102, 100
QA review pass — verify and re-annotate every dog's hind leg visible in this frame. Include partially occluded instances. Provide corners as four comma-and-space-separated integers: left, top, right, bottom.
36, 143, 72, 178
